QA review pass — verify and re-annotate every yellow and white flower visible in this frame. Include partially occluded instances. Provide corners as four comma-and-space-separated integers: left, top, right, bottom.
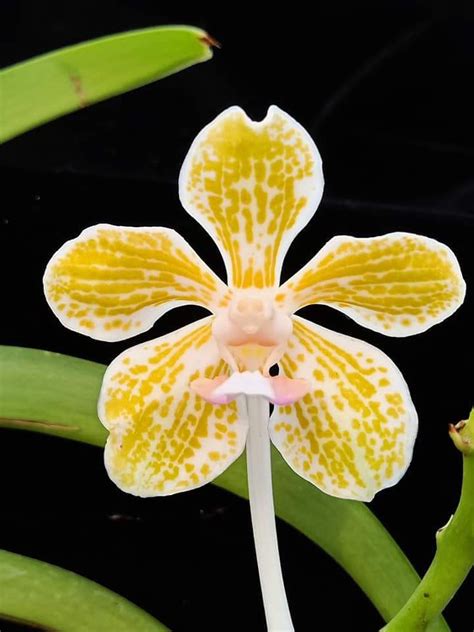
44, 106, 465, 502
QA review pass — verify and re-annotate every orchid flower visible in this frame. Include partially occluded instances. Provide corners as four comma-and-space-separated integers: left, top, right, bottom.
44, 106, 465, 631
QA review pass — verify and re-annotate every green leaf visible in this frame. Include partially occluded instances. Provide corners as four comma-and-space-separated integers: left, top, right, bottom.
0, 26, 213, 143
0, 548, 168, 631
0, 346, 107, 446
0, 346, 449, 630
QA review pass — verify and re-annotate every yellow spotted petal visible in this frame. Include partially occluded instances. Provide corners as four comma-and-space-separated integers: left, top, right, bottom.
44, 224, 229, 341
270, 316, 418, 501
98, 317, 247, 496
278, 232, 465, 336
179, 106, 323, 289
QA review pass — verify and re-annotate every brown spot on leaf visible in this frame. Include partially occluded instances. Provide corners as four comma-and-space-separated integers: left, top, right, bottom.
70, 74, 88, 108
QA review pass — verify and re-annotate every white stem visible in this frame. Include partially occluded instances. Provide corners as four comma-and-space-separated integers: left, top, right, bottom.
245, 395, 294, 632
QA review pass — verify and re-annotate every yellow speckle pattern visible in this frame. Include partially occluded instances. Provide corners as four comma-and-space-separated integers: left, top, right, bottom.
279, 232, 465, 336
99, 317, 247, 496
270, 316, 418, 500
44, 224, 229, 341
179, 106, 323, 288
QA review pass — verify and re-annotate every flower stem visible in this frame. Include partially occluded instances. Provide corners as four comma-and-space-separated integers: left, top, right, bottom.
245, 395, 294, 632
381, 412, 474, 632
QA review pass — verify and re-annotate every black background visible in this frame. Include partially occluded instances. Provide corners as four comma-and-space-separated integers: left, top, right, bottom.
1, 2, 473, 630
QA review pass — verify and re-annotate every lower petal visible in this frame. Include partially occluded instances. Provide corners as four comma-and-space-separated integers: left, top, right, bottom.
270, 316, 418, 501
98, 317, 247, 496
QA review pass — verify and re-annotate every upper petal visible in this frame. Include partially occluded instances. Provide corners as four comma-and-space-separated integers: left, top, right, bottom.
270, 316, 418, 501
44, 224, 229, 341
278, 232, 466, 336
99, 317, 247, 496
179, 106, 324, 289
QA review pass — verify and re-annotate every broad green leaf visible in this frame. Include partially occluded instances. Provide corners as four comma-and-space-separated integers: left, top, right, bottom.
0, 26, 213, 143
0, 346, 449, 630
0, 347, 107, 446
0, 548, 168, 631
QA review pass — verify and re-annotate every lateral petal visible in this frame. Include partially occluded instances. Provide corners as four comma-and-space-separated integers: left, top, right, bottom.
278, 232, 465, 336
44, 224, 229, 341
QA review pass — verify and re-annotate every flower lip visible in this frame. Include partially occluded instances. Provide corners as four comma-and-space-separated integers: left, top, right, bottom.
191, 371, 311, 406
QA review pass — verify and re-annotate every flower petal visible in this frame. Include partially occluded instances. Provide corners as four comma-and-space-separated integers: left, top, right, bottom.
278, 232, 465, 336
179, 105, 323, 289
44, 224, 229, 341
270, 316, 418, 501
98, 317, 247, 496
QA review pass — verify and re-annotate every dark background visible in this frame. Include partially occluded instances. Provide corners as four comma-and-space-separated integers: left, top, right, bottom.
1, 1, 473, 630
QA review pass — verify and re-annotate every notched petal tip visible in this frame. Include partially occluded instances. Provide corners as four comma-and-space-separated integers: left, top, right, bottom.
179, 104, 324, 289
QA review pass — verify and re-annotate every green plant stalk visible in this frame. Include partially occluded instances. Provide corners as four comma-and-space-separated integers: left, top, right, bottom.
382, 414, 474, 631
0, 347, 108, 445
0, 549, 168, 631
0, 26, 213, 143
0, 346, 449, 630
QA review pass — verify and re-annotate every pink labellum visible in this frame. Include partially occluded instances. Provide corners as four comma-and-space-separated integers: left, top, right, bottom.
190, 372, 310, 405
213, 371, 274, 400
189, 375, 231, 404
269, 375, 311, 405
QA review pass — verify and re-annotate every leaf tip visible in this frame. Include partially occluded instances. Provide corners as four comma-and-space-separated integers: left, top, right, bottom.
199, 32, 221, 49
